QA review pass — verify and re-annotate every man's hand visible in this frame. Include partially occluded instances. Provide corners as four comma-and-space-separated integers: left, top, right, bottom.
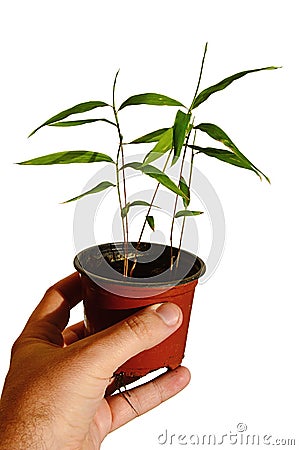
0, 273, 190, 449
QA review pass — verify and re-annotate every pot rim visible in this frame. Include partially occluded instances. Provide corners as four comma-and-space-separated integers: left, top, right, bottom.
74, 242, 206, 288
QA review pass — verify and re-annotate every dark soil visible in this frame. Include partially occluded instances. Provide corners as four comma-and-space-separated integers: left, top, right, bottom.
75, 242, 205, 285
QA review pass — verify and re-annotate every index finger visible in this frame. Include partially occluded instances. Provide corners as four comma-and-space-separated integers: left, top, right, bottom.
21, 272, 82, 343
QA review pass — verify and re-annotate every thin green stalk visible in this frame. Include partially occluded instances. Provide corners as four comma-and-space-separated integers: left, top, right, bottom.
190, 42, 208, 111
170, 43, 208, 268
115, 153, 126, 242
169, 127, 193, 267
137, 151, 172, 244
176, 141, 196, 267
129, 151, 172, 277
133, 43, 208, 275
113, 71, 129, 276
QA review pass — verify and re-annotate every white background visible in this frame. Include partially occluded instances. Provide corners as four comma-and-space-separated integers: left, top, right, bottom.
0, 0, 298, 448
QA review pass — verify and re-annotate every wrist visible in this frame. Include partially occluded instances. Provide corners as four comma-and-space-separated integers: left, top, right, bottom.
0, 399, 55, 450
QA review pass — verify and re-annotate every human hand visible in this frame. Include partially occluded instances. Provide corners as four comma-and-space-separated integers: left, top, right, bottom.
0, 273, 190, 449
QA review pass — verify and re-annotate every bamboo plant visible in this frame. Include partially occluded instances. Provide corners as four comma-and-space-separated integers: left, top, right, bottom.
19, 44, 279, 276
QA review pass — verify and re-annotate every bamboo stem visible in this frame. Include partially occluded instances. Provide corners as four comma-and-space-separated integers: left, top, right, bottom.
129, 152, 172, 277
170, 42, 208, 269
112, 71, 129, 276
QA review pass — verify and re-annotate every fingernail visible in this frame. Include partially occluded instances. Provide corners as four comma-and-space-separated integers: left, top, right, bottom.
155, 303, 181, 326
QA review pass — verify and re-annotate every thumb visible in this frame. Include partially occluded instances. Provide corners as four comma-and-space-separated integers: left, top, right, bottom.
78, 302, 183, 377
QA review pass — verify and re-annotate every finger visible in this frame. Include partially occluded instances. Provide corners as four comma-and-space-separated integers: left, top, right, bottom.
28, 272, 82, 323
50, 272, 82, 309
62, 321, 85, 346
21, 273, 82, 343
105, 366, 191, 432
76, 302, 183, 377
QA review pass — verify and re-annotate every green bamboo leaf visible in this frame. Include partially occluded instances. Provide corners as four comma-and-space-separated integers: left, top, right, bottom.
49, 118, 116, 127
195, 123, 239, 152
141, 165, 187, 199
175, 210, 203, 218
172, 110, 191, 165
142, 128, 173, 166
121, 200, 159, 218
192, 66, 280, 109
17, 151, 114, 165
130, 200, 158, 209
123, 162, 188, 200
63, 181, 115, 203
179, 176, 190, 208
121, 161, 143, 171
130, 128, 170, 144
195, 123, 270, 182
119, 93, 185, 110
146, 215, 155, 231
121, 203, 131, 218
29, 101, 110, 137
190, 145, 253, 169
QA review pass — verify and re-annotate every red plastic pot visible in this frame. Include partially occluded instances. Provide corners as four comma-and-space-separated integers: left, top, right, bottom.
74, 242, 205, 378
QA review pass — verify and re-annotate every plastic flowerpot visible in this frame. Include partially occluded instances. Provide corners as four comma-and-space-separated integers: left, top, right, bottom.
74, 242, 205, 378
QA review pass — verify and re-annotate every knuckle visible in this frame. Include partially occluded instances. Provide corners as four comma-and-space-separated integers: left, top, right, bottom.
124, 314, 153, 342
152, 377, 165, 404
44, 285, 55, 297
10, 337, 23, 357
125, 390, 141, 415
